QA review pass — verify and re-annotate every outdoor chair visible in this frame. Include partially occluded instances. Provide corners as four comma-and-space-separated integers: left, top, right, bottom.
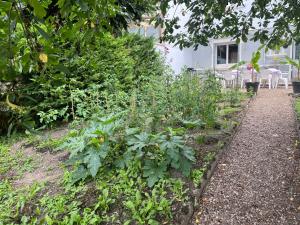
258, 69, 272, 89
240, 70, 253, 89
267, 68, 288, 89
220, 70, 236, 88
274, 70, 289, 89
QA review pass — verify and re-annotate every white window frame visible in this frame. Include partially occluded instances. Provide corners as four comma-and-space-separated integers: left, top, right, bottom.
215, 42, 239, 66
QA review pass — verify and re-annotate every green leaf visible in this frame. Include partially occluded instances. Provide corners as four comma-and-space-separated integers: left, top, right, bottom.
72, 165, 89, 183
125, 201, 135, 210
57, 0, 65, 8
283, 56, 300, 68
54, 64, 70, 74
78, 0, 89, 11
0, 1, 12, 11
181, 147, 196, 162
35, 25, 50, 40
87, 150, 101, 177
143, 160, 167, 187
229, 60, 246, 69
180, 158, 193, 177
29, 0, 47, 19
114, 151, 133, 168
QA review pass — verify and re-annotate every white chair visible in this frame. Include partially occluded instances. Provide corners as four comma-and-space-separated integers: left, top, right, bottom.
275, 70, 289, 89
240, 70, 253, 88
259, 69, 272, 89
220, 70, 236, 88
267, 68, 280, 89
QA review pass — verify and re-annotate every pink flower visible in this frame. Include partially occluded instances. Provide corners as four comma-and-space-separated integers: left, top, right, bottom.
247, 64, 253, 70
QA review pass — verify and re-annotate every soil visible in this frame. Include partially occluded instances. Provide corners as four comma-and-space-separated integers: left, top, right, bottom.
192, 89, 300, 225
11, 127, 69, 190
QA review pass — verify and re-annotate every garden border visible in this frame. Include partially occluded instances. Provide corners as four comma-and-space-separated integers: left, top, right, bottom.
291, 94, 300, 140
181, 94, 255, 225
288, 95, 300, 222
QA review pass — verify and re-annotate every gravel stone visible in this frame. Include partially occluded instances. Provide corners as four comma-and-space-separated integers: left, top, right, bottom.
194, 89, 299, 225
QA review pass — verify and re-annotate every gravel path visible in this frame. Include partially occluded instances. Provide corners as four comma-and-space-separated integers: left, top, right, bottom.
194, 89, 299, 225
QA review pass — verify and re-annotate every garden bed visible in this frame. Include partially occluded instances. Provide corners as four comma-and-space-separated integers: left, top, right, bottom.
290, 97, 300, 220
0, 89, 251, 225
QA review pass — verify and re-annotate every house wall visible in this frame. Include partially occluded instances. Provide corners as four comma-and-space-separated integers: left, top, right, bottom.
191, 46, 213, 69
164, 39, 294, 75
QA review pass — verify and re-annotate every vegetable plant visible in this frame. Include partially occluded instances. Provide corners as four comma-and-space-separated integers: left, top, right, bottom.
60, 113, 125, 183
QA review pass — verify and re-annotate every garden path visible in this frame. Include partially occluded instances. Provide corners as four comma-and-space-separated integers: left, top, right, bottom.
193, 89, 300, 224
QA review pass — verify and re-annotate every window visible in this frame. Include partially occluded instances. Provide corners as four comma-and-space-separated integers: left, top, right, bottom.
217, 45, 227, 64
228, 44, 238, 63
216, 44, 238, 65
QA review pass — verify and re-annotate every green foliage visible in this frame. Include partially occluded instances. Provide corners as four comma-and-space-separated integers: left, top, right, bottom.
125, 127, 195, 187
191, 152, 215, 187
123, 182, 171, 225
0, 179, 104, 225
222, 89, 246, 107
295, 98, 300, 119
191, 168, 205, 187
60, 112, 195, 187
219, 107, 242, 117
0, 141, 36, 178
0, 181, 44, 224
0, 93, 35, 136
60, 113, 125, 183
131, 70, 222, 131
0, 33, 165, 133
198, 74, 222, 127
0, 0, 157, 80
195, 135, 205, 145
0, 165, 186, 224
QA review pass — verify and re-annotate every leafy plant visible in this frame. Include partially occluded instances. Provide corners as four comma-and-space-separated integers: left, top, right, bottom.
60, 113, 125, 183
191, 168, 205, 187
222, 89, 246, 107
125, 128, 196, 187
295, 98, 300, 119
124, 182, 171, 225
198, 73, 222, 127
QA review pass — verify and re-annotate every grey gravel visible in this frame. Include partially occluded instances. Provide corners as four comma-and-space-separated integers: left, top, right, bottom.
194, 89, 299, 225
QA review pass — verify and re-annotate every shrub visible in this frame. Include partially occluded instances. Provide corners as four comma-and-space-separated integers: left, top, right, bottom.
0, 33, 165, 134
60, 114, 195, 187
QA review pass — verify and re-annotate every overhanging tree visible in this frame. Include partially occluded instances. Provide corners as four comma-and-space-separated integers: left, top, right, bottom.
0, 0, 157, 80
156, 0, 300, 50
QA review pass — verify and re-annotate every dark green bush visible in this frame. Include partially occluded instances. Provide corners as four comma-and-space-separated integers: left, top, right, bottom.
0, 34, 165, 134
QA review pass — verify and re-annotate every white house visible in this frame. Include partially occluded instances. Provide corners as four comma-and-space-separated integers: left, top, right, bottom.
129, 3, 300, 79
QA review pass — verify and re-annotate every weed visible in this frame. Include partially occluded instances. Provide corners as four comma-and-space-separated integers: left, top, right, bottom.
196, 135, 205, 145
191, 168, 206, 187
295, 98, 300, 119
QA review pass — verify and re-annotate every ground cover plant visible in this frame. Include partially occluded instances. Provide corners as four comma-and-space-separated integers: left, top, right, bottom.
295, 98, 300, 119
